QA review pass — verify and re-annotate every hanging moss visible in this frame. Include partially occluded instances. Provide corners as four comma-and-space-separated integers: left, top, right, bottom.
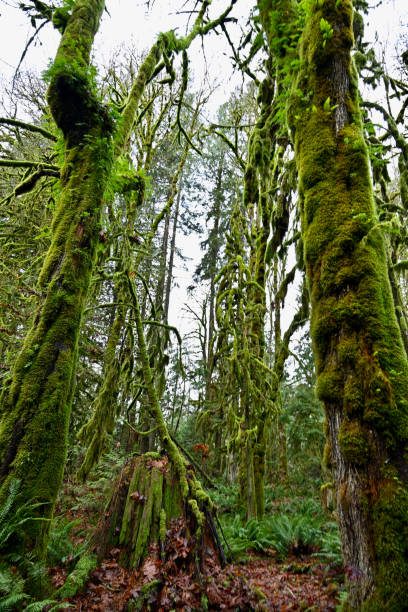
76, 180, 144, 482
0, 0, 241, 566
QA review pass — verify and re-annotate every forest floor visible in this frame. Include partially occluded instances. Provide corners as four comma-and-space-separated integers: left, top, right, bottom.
47, 464, 343, 611
51, 549, 343, 610
0, 455, 345, 611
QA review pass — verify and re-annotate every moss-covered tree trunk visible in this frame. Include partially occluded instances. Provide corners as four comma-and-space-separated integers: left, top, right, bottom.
0, 0, 236, 560
287, 0, 408, 608
0, 0, 112, 557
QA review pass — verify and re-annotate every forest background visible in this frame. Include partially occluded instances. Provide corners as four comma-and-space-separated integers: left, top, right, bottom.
0, 0, 407, 610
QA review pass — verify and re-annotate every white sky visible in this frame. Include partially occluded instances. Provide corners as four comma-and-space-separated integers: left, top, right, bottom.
0, 0, 405, 74
0, 0, 406, 338
0, 0, 254, 109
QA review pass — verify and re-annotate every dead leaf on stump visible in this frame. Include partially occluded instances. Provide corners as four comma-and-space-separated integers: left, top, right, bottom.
129, 490, 147, 504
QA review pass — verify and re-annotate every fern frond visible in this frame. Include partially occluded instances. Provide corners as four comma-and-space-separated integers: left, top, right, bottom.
0, 592, 28, 611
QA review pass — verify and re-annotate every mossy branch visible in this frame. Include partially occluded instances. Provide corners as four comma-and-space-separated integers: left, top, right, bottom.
0, 117, 57, 141
169, 431, 217, 489
127, 273, 188, 496
209, 128, 246, 170
0, 159, 59, 171
392, 260, 408, 273
142, 319, 182, 346
276, 264, 297, 303
219, 21, 260, 84
125, 420, 159, 436
174, 0, 238, 52
14, 166, 60, 197
128, 272, 213, 522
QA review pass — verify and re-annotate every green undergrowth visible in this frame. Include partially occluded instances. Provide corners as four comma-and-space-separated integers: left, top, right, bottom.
0, 479, 73, 610
57, 446, 126, 524
47, 517, 88, 568
0, 449, 124, 610
212, 481, 341, 566
220, 511, 341, 563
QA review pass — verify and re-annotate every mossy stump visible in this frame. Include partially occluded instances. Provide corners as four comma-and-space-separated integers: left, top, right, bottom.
59, 454, 227, 606
92, 453, 224, 567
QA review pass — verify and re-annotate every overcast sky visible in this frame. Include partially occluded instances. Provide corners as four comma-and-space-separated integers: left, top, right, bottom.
1, 0, 405, 102
0, 0, 254, 111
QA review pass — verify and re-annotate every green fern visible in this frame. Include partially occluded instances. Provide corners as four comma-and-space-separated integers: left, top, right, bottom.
0, 479, 49, 553
47, 517, 86, 566
25, 600, 72, 611
313, 524, 342, 566
208, 482, 237, 512
0, 480, 20, 527
221, 514, 274, 555
267, 513, 321, 556
0, 565, 25, 596
0, 592, 28, 611
0, 481, 56, 610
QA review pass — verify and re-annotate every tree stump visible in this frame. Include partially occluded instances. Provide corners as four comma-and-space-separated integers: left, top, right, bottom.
59, 454, 263, 610
91, 453, 225, 569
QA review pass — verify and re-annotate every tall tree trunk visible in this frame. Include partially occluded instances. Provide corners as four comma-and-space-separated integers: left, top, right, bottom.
286, 0, 408, 608
0, 0, 110, 557
77, 185, 144, 481
272, 258, 288, 486
205, 159, 223, 474
0, 0, 238, 561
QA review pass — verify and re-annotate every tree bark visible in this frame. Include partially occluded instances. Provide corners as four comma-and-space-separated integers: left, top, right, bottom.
164, 181, 182, 322
91, 454, 225, 569
0, 0, 111, 557
0, 0, 239, 561
287, 0, 408, 608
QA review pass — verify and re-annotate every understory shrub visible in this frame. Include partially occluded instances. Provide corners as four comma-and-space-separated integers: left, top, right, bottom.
0, 479, 72, 610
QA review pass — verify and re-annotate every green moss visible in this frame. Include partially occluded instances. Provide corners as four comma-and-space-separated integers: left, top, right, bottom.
159, 508, 166, 543
117, 457, 167, 568
0, 132, 111, 549
127, 580, 161, 612
163, 469, 183, 521
338, 420, 371, 465
316, 366, 343, 404
188, 499, 203, 528
337, 338, 358, 366
131, 470, 162, 567
286, 0, 408, 605
343, 375, 364, 416
362, 481, 408, 611
56, 552, 97, 599
144, 451, 161, 459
